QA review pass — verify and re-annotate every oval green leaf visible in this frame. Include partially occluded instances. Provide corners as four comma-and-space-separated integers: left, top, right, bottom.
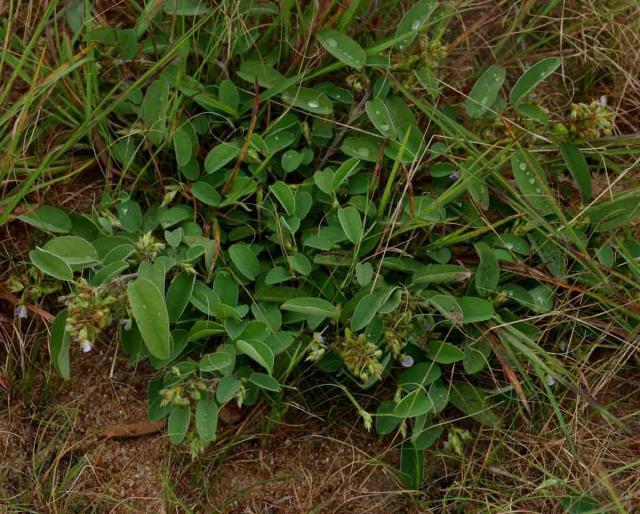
559, 142, 591, 202
127, 278, 171, 359
412, 264, 471, 285
237, 338, 275, 373
19, 206, 72, 233
395, 0, 438, 50
425, 340, 464, 364
43, 236, 98, 267
474, 242, 500, 296
167, 405, 190, 444
50, 309, 71, 380
228, 243, 260, 281
270, 181, 296, 216
458, 296, 495, 323
281, 87, 333, 115
511, 149, 554, 214
466, 65, 506, 119
350, 294, 381, 332
204, 142, 240, 174
195, 397, 218, 444
281, 297, 339, 319
249, 372, 281, 392
317, 29, 366, 69
365, 98, 396, 138
29, 248, 73, 281
394, 389, 431, 418
510, 57, 561, 106
337, 206, 363, 245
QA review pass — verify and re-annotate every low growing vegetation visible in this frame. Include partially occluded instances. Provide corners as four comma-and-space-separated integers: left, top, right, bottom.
1, 0, 639, 511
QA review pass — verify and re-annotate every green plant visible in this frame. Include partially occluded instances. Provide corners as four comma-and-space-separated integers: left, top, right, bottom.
13, 0, 640, 492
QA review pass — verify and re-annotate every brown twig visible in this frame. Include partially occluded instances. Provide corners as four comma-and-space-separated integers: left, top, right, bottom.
0, 289, 55, 323
102, 419, 166, 439
222, 81, 260, 195
486, 331, 531, 415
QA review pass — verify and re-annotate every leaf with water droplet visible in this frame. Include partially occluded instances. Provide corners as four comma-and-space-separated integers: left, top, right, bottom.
341, 136, 381, 162
528, 284, 554, 313
511, 149, 554, 214
510, 57, 561, 106
281, 150, 304, 173
316, 29, 366, 69
281, 87, 333, 115
365, 98, 396, 138
395, 0, 438, 50
466, 65, 505, 119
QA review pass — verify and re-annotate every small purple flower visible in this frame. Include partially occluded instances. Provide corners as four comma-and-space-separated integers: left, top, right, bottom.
15, 305, 28, 319
448, 171, 460, 181
546, 375, 556, 386
598, 95, 607, 106
400, 354, 414, 368
120, 318, 132, 331
82, 341, 93, 353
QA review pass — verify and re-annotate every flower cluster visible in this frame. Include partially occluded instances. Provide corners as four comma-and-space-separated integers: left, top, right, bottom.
383, 310, 412, 358
135, 232, 165, 261
565, 97, 614, 140
338, 328, 383, 382
444, 427, 472, 456
418, 35, 448, 67
345, 72, 370, 94
64, 279, 117, 352
160, 378, 208, 407
305, 332, 327, 362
